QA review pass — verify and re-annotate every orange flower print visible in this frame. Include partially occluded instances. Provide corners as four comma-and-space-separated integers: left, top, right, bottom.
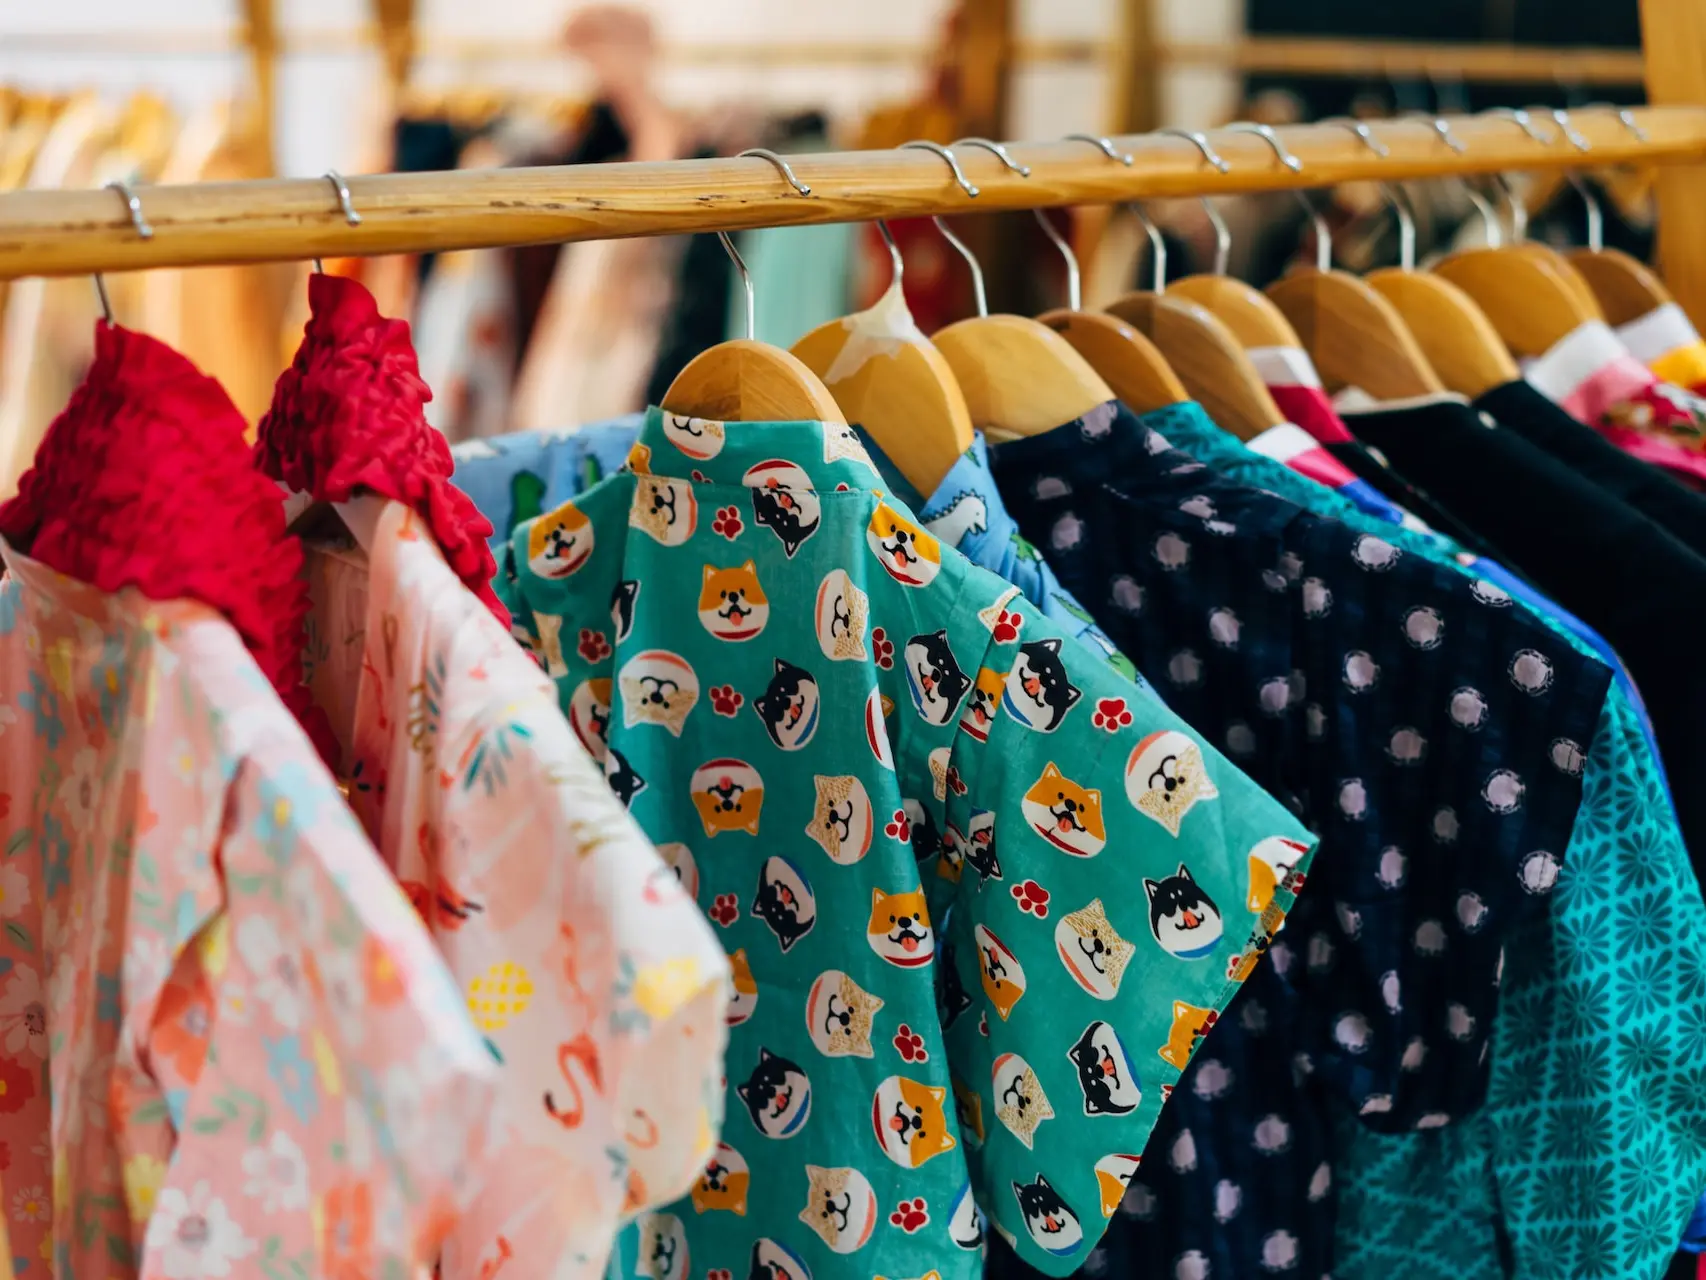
362, 937, 406, 1007
153, 975, 214, 1082
323, 1181, 374, 1280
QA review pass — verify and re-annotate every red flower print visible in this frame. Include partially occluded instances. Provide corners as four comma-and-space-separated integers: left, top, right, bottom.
711, 685, 744, 717
0, 1056, 34, 1115
884, 809, 911, 842
708, 1271, 732, 1280
892, 1023, 927, 1063
1011, 880, 1050, 918
888, 1197, 930, 1233
872, 628, 895, 670
993, 609, 1024, 645
709, 894, 739, 927
577, 629, 611, 663
1093, 697, 1134, 732
1161, 1084, 1174, 1103
712, 506, 744, 539
947, 767, 968, 797
692, 470, 710, 484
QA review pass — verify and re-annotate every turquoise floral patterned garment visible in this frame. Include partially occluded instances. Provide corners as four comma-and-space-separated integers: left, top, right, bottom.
1149, 399, 1706, 1280
498, 407, 1318, 1280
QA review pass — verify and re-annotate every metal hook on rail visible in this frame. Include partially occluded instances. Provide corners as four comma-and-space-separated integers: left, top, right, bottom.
902, 141, 986, 316
957, 135, 1083, 310
1156, 128, 1231, 173
1581, 102, 1648, 142
1064, 133, 1133, 166
900, 140, 979, 197
1400, 111, 1468, 154
1152, 129, 1230, 276
312, 170, 362, 274
736, 148, 812, 195
1319, 117, 1391, 157
721, 152, 813, 340
1225, 121, 1304, 172
1326, 118, 1417, 270
93, 180, 154, 324
1484, 105, 1556, 146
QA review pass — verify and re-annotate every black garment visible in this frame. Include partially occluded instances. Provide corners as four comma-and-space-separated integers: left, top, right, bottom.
1343, 392, 1706, 875
1476, 379, 1706, 558
987, 401, 1607, 1280
1324, 436, 1504, 562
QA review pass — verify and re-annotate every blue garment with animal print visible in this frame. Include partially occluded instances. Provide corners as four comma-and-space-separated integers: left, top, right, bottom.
985, 400, 1610, 1280
451, 415, 644, 548
496, 407, 1317, 1280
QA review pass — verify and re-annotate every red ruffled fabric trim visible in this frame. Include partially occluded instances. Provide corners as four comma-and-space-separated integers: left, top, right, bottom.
0, 324, 339, 760
257, 274, 507, 625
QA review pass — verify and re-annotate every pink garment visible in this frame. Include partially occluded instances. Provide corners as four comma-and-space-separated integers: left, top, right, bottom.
1244, 421, 1362, 488
298, 501, 731, 1279
0, 544, 497, 1278
1246, 345, 1356, 444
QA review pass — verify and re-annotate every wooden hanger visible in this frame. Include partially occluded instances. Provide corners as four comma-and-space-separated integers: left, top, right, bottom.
791, 219, 974, 494
1559, 171, 1674, 324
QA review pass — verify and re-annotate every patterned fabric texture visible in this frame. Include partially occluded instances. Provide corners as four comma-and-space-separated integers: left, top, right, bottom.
987, 401, 1609, 1280
452, 417, 644, 550
300, 499, 732, 1279
498, 407, 1317, 1280
1146, 399, 1706, 1280
0, 544, 497, 1278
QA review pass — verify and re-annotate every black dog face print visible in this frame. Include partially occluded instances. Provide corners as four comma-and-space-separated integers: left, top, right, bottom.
754, 659, 822, 750
738, 1048, 813, 1138
1004, 638, 1083, 732
1144, 863, 1225, 959
904, 631, 972, 726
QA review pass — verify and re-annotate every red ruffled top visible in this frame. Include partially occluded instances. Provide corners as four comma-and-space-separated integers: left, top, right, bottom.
0, 323, 338, 759
257, 274, 507, 625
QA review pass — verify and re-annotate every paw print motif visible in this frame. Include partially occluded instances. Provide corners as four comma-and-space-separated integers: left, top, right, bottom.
712, 505, 744, 539
1011, 880, 1050, 918
577, 629, 611, 663
709, 894, 739, 927
892, 1024, 928, 1063
711, 685, 744, 717
992, 609, 1024, 645
947, 767, 968, 797
1093, 697, 1134, 732
708, 1271, 732, 1280
872, 627, 895, 670
889, 1197, 930, 1233
884, 809, 912, 842
692, 470, 711, 484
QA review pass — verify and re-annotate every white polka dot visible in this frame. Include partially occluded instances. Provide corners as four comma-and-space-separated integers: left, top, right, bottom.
1171, 461, 1206, 476
1179, 495, 1216, 519
1268, 941, 1294, 978
1352, 534, 1401, 572
1495, 947, 1506, 985
1213, 1180, 1242, 1223
1335, 1012, 1372, 1053
1457, 892, 1488, 933
1174, 1252, 1209, 1280
1381, 970, 1401, 1013
1291, 1052, 1314, 1082
1170, 1128, 1198, 1172
1483, 769, 1525, 813
1342, 650, 1379, 691
1401, 1037, 1427, 1071
1252, 1115, 1292, 1154
1262, 568, 1288, 593
1302, 578, 1334, 618
1193, 1059, 1233, 1100
1204, 519, 1238, 536
1306, 703, 1327, 740
1509, 649, 1554, 694
1387, 726, 1427, 764
1169, 649, 1203, 687
1377, 846, 1407, 889
1519, 850, 1561, 895
1414, 920, 1447, 955
1449, 687, 1488, 731
1035, 476, 1072, 500
1336, 902, 1363, 938
1550, 738, 1585, 776
1308, 934, 1335, 972
1109, 575, 1145, 614
1360, 1094, 1393, 1115
1416, 1112, 1451, 1130
1261, 1231, 1299, 1272
1447, 1003, 1476, 1041
1471, 579, 1512, 607
1432, 807, 1459, 843
1226, 722, 1257, 756
1121, 1181, 1157, 1220
1338, 778, 1368, 820
1259, 677, 1292, 716
1307, 1163, 1332, 1203
1403, 605, 1444, 649
1154, 531, 1191, 570
1143, 429, 1171, 455
1279, 552, 1304, 582
1052, 513, 1085, 551
1240, 1001, 1269, 1034
1208, 607, 1242, 648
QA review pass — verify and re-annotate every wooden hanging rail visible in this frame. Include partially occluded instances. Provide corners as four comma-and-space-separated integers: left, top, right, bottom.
0, 106, 1701, 282
1158, 36, 1645, 86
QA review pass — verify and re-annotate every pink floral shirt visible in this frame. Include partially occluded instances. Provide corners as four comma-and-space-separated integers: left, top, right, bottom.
0, 542, 498, 1278
300, 501, 730, 1280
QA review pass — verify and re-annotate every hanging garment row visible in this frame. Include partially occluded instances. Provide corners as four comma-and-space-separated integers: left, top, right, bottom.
0, 107, 1699, 1280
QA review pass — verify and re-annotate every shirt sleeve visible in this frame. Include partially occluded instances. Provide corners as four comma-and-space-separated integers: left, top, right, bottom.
935, 585, 1318, 1275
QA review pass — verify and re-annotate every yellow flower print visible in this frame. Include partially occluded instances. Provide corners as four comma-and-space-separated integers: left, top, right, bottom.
197, 915, 230, 979
45, 638, 74, 699
466, 961, 533, 1033
122, 1153, 168, 1224
311, 1029, 343, 1098
632, 958, 707, 1020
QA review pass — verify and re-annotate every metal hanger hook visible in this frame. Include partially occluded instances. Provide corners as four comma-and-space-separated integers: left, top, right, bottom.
930, 217, 987, 318
737, 148, 812, 195
1484, 105, 1556, 146
1486, 171, 1529, 243
93, 180, 154, 324
1225, 121, 1304, 172
1379, 184, 1419, 271
1400, 111, 1468, 154
718, 231, 756, 342
1320, 116, 1390, 157
1156, 128, 1230, 174
1460, 180, 1504, 249
953, 137, 1030, 176
1064, 133, 1133, 166
1293, 191, 1331, 272
1033, 210, 1081, 312
875, 220, 906, 289
313, 169, 362, 274
1581, 102, 1648, 142
1200, 197, 1232, 277
1129, 203, 1168, 294
1544, 107, 1591, 152
1568, 173, 1605, 252
900, 140, 979, 197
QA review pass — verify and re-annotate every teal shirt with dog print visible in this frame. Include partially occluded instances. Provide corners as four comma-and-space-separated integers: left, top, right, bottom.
497, 407, 1317, 1280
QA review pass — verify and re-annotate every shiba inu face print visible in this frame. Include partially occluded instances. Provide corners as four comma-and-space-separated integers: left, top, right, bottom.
692, 1142, 751, 1214
752, 855, 816, 952
1003, 638, 1083, 732
959, 667, 1006, 742
805, 775, 873, 864
726, 948, 758, 1026
866, 887, 934, 967
993, 1053, 1055, 1149
745, 460, 822, 558
1158, 1000, 1217, 1069
527, 500, 594, 578
689, 758, 764, 837
957, 809, 1000, 883
814, 568, 868, 661
1054, 898, 1135, 1000
865, 688, 896, 771
806, 969, 884, 1058
1069, 1020, 1140, 1116
904, 631, 971, 726
949, 1182, 987, 1250
606, 747, 645, 808
798, 1165, 878, 1253
1145, 862, 1225, 959
975, 923, 1027, 1019
952, 1077, 985, 1145
1012, 1174, 1083, 1257
1125, 729, 1220, 836
699, 562, 771, 641
619, 650, 699, 736
871, 1075, 957, 1168
1093, 1154, 1142, 1218
567, 677, 612, 762
609, 579, 639, 641
1021, 762, 1107, 857
662, 412, 725, 460
737, 1048, 812, 1138
1246, 835, 1310, 913
754, 659, 821, 750
631, 475, 699, 545
748, 1238, 811, 1280
867, 503, 942, 587
637, 1212, 690, 1280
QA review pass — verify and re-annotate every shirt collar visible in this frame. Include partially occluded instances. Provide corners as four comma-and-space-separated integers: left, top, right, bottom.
1247, 345, 1355, 444
628, 405, 886, 492
1615, 302, 1702, 364
1521, 319, 1656, 422
862, 431, 1020, 562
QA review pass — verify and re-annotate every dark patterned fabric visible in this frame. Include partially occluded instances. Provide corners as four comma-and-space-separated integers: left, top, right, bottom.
985, 401, 1610, 1279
